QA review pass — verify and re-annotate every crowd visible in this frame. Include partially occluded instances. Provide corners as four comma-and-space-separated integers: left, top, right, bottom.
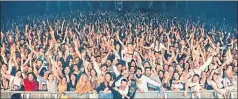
1, 11, 237, 99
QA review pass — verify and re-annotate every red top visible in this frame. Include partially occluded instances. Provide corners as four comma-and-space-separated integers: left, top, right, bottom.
23, 79, 38, 91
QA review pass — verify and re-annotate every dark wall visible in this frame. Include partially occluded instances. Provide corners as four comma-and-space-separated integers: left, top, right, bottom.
1, 1, 237, 25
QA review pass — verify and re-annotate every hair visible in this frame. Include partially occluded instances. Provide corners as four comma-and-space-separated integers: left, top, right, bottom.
11, 93, 21, 99
136, 68, 142, 72
145, 67, 152, 71
193, 74, 200, 78
90, 69, 98, 77
121, 79, 128, 83
172, 72, 181, 80
27, 72, 37, 81
105, 72, 113, 81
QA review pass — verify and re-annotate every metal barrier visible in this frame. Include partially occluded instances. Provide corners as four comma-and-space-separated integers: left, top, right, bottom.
1, 90, 237, 98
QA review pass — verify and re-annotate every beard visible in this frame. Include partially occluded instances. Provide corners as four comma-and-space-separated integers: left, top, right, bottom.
136, 74, 142, 79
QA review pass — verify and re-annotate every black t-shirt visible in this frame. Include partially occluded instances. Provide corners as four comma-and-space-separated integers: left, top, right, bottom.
67, 81, 77, 91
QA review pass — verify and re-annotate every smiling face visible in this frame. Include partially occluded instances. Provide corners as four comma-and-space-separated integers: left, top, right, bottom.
105, 73, 111, 81
28, 74, 34, 81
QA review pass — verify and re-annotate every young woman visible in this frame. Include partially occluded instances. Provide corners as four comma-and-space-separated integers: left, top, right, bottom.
22, 72, 38, 91
171, 72, 183, 91
47, 73, 58, 92
67, 73, 77, 91
75, 74, 92, 95
2, 70, 23, 91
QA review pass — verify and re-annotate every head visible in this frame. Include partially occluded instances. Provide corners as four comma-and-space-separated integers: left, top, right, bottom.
105, 72, 112, 82
192, 74, 200, 83
173, 72, 180, 80
48, 73, 54, 81
136, 68, 143, 78
27, 72, 36, 81
64, 66, 71, 75
15, 70, 22, 78
90, 69, 97, 77
62, 76, 67, 84
73, 65, 79, 72
201, 71, 207, 79
158, 70, 164, 78
101, 65, 107, 72
1, 64, 8, 72
145, 67, 152, 77
43, 71, 50, 79
81, 74, 88, 83
116, 63, 123, 73
70, 73, 76, 81
98, 75, 105, 83
129, 66, 136, 73
128, 73, 135, 80
121, 79, 128, 87
87, 63, 93, 71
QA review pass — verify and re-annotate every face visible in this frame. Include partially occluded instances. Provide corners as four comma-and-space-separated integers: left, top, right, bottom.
62, 77, 67, 84
130, 66, 135, 73
176, 65, 182, 72
164, 72, 170, 79
87, 63, 93, 70
27, 67, 33, 73
117, 65, 123, 72
106, 60, 111, 67
82, 75, 88, 82
28, 74, 34, 81
164, 65, 169, 71
105, 74, 111, 81
192, 76, 199, 83
136, 69, 142, 77
64, 67, 71, 74
2, 64, 8, 72
131, 62, 136, 67
44, 71, 49, 79
145, 68, 151, 76
16, 71, 22, 78
48, 74, 54, 81
116, 44, 120, 51
101, 66, 107, 72
37, 61, 43, 66
185, 63, 189, 70
73, 65, 79, 72
121, 80, 128, 87
168, 66, 174, 73
159, 71, 164, 78
174, 73, 180, 80
70, 74, 76, 81
90, 69, 96, 76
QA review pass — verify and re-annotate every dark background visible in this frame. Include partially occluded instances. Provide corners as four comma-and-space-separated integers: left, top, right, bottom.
1, 1, 237, 26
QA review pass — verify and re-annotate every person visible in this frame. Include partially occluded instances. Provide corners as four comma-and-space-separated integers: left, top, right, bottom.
67, 73, 77, 91
95, 73, 114, 98
135, 68, 162, 93
184, 74, 202, 98
171, 72, 183, 91
2, 70, 23, 91
22, 72, 38, 91
0, 10, 237, 99
112, 79, 130, 99
75, 74, 92, 95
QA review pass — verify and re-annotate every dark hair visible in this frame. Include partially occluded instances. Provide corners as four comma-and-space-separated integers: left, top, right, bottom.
11, 93, 21, 99
136, 68, 142, 72
145, 67, 152, 71
27, 72, 37, 81
193, 74, 200, 78
121, 79, 128, 83
105, 72, 113, 81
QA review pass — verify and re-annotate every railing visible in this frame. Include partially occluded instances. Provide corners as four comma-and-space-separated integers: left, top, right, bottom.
1, 90, 237, 98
